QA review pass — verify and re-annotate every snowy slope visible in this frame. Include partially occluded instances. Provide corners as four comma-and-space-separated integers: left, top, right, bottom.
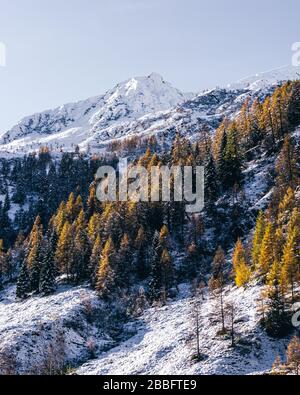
0, 73, 190, 155
77, 283, 289, 376
0, 285, 117, 374
1, 66, 300, 156
227, 65, 300, 91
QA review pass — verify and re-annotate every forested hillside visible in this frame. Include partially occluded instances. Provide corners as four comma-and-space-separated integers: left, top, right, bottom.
1, 79, 300, 375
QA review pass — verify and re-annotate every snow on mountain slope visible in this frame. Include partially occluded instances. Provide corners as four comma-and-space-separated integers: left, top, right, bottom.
0, 73, 189, 155
1, 65, 300, 156
227, 65, 300, 91
77, 283, 289, 376
0, 285, 118, 374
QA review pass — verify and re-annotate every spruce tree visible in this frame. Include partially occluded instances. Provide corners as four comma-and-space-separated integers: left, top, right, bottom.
265, 267, 290, 338
40, 239, 56, 296
217, 129, 228, 187
16, 260, 31, 299
223, 124, 243, 190
204, 152, 218, 206
287, 81, 300, 128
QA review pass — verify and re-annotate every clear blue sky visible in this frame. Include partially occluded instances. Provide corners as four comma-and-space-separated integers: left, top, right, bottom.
0, 0, 299, 132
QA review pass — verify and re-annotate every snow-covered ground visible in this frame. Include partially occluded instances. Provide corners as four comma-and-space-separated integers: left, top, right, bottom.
227, 64, 300, 91
77, 283, 289, 376
0, 285, 116, 374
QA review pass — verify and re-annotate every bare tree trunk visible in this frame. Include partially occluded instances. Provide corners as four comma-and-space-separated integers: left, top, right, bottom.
220, 288, 225, 332
196, 308, 200, 359
230, 304, 235, 348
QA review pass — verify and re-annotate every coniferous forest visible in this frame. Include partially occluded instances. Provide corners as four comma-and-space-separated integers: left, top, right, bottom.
0, 80, 300, 375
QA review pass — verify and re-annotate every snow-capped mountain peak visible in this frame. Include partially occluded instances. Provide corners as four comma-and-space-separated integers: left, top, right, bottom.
0, 73, 190, 153
1, 65, 300, 156
89, 72, 188, 126
226, 64, 300, 91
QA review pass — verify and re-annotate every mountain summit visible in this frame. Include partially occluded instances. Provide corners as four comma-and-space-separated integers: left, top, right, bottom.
1, 66, 300, 156
0, 73, 189, 154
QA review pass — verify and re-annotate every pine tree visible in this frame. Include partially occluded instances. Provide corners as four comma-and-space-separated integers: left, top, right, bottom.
89, 235, 102, 286
86, 183, 101, 219
74, 195, 83, 219
102, 204, 123, 245
287, 81, 300, 128
26, 216, 44, 292
204, 152, 219, 206
216, 128, 228, 187
73, 210, 89, 282
261, 96, 276, 147
232, 239, 251, 287
87, 213, 101, 246
271, 356, 284, 376
248, 98, 264, 147
16, 260, 31, 299
258, 220, 275, 279
265, 268, 290, 338
237, 97, 251, 142
273, 227, 284, 264
277, 187, 296, 226
270, 86, 289, 140
40, 239, 56, 296
223, 123, 243, 189
55, 221, 74, 280
65, 192, 76, 223
54, 202, 67, 237
276, 136, 299, 190
95, 237, 116, 299
252, 211, 266, 269
280, 223, 299, 304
